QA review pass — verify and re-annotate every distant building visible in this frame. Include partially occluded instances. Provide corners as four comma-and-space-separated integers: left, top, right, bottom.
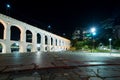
72, 27, 83, 40
82, 30, 92, 40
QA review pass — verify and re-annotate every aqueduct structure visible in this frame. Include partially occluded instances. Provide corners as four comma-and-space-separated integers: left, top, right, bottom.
0, 13, 70, 53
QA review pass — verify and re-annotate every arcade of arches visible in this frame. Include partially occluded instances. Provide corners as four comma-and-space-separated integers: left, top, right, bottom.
0, 13, 70, 53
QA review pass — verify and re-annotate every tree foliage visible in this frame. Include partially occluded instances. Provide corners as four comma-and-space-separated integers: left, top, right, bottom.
72, 39, 93, 50
113, 39, 120, 49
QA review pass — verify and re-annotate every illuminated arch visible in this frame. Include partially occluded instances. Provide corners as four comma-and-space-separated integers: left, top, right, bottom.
36, 33, 41, 51
37, 33, 41, 44
26, 30, 32, 43
10, 26, 21, 41
0, 22, 5, 39
11, 43, 20, 53
0, 19, 7, 40
0, 43, 6, 53
45, 35, 48, 45
55, 39, 57, 46
27, 44, 33, 52
0, 43, 3, 53
51, 37, 53, 45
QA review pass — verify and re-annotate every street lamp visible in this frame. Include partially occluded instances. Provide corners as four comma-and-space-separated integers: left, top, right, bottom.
90, 27, 96, 53
109, 38, 112, 54
6, 3, 11, 16
91, 27, 96, 33
47, 25, 51, 32
6, 4, 11, 8
48, 25, 51, 29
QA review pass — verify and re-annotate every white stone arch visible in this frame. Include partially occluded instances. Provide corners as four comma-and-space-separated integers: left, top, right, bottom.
37, 33, 41, 44
0, 22, 5, 40
54, 38, 59, 51
62, 41, 65, 46
7, 23, 25, 53
50, 37, 56, 51
0, 14, 71, 53
51, 37, 53, 45
26, 44, 33, 52
55, 38, 58, 46
0, 19, 7, 40
10, 25, 22, 41
11, 43, 20, 53
12, 25, 25, 42
45, 35, 48, 45
26, 30, 33, 43
45, 34, 52, 51
0, 42, 6, 53
59, 40, 61, 46
36, 33, 41, 51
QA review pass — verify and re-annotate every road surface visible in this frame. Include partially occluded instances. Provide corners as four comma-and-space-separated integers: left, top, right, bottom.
0, 51, 120, 80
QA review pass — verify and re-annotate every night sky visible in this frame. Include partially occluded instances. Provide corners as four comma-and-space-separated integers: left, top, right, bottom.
0, 0, 120, 39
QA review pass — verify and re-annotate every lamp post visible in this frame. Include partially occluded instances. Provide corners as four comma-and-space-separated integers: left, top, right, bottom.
109, 38, 112, 54
6, 3, 11, 16
91, 27, 96, 53
6, 4, 10, 8
48, 25, 51, 32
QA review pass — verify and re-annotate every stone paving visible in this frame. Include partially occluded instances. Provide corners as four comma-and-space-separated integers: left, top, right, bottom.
0, 52, 120, 80
0, 65, 120, 80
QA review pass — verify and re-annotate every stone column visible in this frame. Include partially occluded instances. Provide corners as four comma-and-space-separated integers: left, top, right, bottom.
51, 37, 54, 51
21, 28, 26, 42
41, 34, 45, 52
5, 43, 11, 53
32, 32, 37, 52
5, 23, 10, 41
57, 39, 60, 51
19, 29, 26, 53
55, 38, 57, 51
5, 24, 11, 53
20, 43, 26, 53
47, 36, 51, 51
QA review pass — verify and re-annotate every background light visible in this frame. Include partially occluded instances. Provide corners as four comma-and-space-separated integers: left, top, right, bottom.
91, 27, 96, 33
48, 25, 51, 28
109, 38, 112, 41
93, 32, 96, 36
6, 4, 11, 8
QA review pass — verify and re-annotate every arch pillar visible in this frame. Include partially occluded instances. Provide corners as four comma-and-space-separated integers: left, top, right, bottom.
6, 42, 11, 53
19, 29, 26, 53
5, 24, 11, 41
0, 43, 6, 53
47, 36, 51, 51
19, 42, 26, 53
21, 28, 26, 42
32, 32, 37, 52
56, 39, 60, 51
41, 34, 45, 51
51, 38, 55, 51
2, 47, 6, 53
4, 24, 11, 53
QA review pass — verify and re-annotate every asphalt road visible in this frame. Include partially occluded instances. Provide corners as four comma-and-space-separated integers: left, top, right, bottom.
0, 51, 120, 67
0, 51, 120, 80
